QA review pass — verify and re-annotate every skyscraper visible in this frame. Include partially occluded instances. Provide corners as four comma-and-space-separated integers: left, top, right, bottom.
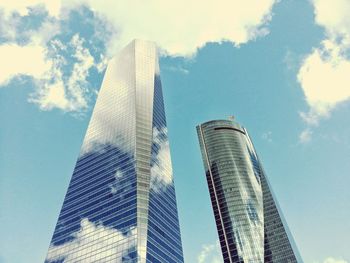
45, 40, 184, 263
197, 119, 302, 263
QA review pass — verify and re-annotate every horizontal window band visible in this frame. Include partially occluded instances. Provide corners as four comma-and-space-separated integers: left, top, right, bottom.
214, 127, 246, 135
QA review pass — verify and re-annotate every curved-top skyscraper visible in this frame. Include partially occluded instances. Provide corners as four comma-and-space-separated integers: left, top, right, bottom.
197, 119, 302, 263
45, 40, 184, 263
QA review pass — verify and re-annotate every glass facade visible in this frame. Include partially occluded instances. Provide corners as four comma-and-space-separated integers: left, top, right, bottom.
45, 40, 184, 263
197, 120, 302, 263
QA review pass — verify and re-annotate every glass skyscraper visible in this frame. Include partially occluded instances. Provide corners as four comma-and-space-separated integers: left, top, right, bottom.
197, 119, 302, 263
45, 40, 184, 263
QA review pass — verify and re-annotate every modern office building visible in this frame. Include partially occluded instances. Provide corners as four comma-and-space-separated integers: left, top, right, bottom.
45, 40, 184, 263
197, 119, 302, 263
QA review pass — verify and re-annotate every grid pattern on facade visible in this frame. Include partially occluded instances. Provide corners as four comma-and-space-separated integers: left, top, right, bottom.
145, 73, 184, 263
261, 173, 299, 262
45, 40, 183, 263
197, 119, 301, 263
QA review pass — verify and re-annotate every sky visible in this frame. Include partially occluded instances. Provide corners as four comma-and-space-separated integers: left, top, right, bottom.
0, 0, 350, 262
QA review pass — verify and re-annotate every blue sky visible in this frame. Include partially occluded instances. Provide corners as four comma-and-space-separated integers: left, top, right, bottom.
1, 0, 350, 262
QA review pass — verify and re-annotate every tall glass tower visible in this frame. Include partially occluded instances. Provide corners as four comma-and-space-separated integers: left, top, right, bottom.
45, 40, 184, 263
197, 119, 302, 263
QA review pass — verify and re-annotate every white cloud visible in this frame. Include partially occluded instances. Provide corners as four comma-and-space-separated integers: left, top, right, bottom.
0, 0, 61, 17
0, 0, 278, 113
297, 39, 350, 120
66, 0, 277, 56
312, 0, 350, 40
261, 131, 273, 142
2, 0, 278, 55
323, 257, 348, 263
46, 218, 137, 262
314, 257, 349, 263
197, 241, 222, 263
0, 4, 110, 113
299, 111, 322, 126
34, 79, 69, 110
297, 0, 350, 127
108, 171, 133, 199
0, 4, 106, 112
29, 34, 96, 111
150, 127, 174, 193
0, 0, 276, 112
164, 65, 190, 75
0, 44, 51, 85
299, 128, 313, 143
